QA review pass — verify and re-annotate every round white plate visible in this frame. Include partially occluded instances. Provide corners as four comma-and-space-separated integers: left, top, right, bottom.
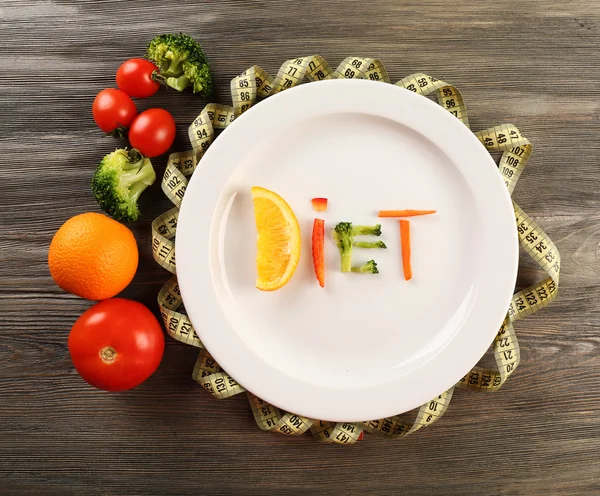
176, 79, 518, 422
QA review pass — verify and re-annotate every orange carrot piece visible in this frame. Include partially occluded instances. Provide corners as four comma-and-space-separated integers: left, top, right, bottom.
400, 220, 412, 281
311, 198, 328, 212
378, 210, 436, 218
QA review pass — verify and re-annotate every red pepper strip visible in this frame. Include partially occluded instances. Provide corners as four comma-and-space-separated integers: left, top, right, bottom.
311, 198, 328, 212
312, 218, 325, 287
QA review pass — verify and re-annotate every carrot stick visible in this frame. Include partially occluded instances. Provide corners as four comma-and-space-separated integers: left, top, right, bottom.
400, 220, 412, 281
378, 210, 436, 218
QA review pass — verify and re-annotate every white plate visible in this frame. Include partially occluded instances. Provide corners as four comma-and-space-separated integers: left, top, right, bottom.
176, 79, 518, 422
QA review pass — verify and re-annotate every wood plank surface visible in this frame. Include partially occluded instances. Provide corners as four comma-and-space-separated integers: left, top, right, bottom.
1, 1, 599, 494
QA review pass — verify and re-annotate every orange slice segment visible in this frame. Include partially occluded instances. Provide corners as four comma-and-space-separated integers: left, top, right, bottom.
251, 186, 301, 291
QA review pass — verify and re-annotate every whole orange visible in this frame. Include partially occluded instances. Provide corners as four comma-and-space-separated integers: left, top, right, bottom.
48, 212, 138, 300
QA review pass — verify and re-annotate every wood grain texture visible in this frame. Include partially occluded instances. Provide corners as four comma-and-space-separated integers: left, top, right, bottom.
1, 0, 599, 494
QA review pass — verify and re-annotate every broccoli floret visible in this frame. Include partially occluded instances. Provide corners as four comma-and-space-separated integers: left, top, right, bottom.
333, 222, 354, 272
354, 241, 387, 249
147, 33, 197, 76
147, 33, 212, 96
91, 149, 156, 223
352, 224, 382, 236
351, 260, 379, 274
333, 222, 386, 272
182, 59, 212, 94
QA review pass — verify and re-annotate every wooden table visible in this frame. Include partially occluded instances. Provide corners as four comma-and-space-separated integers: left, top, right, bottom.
1, 1, 598, 494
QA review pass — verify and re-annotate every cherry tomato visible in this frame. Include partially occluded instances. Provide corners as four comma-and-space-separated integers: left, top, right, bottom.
128, 108, 176, 158
68, 298, 165, 392
116, 58, 161, 98
92, 88, 138, 136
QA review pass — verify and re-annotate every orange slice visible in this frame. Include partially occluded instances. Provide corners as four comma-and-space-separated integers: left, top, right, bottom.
251, 186, 301, 291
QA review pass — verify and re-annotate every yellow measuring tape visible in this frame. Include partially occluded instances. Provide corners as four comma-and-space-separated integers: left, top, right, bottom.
151, 56, 560, 444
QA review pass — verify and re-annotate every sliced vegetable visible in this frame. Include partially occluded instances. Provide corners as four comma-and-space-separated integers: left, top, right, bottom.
91, 148, 156, 222
128, 108, 176, 158
351, 260, 379, 274
92, 88, 138, 137
400, 220, 412, 281
146, 33, 212, 95
333, 222, 383, 273
311, 197, 328, 212
352, 224, 382, 236
354, 241, 387, 249
117, 58, 161, 98
312, 218, 325, 287
333, 222, 354, 272
378, 209, 436, 218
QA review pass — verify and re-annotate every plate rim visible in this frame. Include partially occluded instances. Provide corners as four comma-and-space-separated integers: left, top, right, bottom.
176, 79, 519, 422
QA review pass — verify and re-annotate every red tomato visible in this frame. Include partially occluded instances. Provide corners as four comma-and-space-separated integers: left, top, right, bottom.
92, 88, 138, 135
68, 298, 165, 392
116, 58, 161, 98
128, 108, 176, 157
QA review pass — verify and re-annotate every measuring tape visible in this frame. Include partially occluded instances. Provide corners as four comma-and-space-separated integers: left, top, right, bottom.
151, 56, 560, 444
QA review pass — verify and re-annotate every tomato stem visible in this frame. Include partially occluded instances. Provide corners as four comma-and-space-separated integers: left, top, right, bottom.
99, 346, 117, 364
151, 70, 167, 85
107, 126, 127, 139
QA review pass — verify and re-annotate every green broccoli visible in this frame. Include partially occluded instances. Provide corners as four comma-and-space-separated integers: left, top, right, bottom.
91, 149, 156, 223
147, 33, 212, 95
333, 222, 385, 272
354, 241, 387, 249
333, 222, 354, 272
351, 260, 379, 274
352, 224, 382, 236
